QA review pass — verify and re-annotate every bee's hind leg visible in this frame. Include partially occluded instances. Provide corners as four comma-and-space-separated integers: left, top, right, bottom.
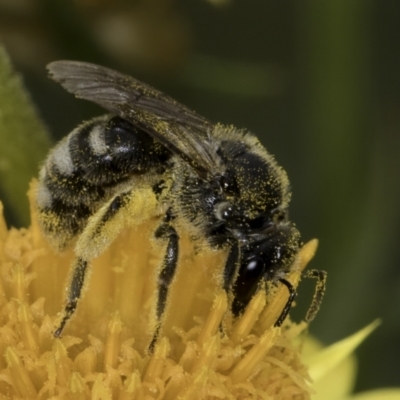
54, 257, 88, 337
53, 187, 158, 337
148, 211, 179, 351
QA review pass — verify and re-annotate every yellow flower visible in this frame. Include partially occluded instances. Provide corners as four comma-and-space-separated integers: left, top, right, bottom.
0, 183, 317, 399
0, 183, 399, 399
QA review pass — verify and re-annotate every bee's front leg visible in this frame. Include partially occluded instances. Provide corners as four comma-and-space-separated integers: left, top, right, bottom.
302, 269, 327, 322
223, 242, 240, 293
274, 278, 297, 327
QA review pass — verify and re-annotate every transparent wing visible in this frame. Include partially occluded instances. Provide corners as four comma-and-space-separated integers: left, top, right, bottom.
47, 60, 224, 177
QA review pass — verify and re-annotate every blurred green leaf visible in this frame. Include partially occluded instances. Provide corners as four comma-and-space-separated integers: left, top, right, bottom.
0, 44, 51, 226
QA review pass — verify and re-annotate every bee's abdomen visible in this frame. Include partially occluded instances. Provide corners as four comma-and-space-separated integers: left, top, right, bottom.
36, 115, 170, 248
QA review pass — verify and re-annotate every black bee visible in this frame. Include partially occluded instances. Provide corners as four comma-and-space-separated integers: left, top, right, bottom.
37, 61, 325, 340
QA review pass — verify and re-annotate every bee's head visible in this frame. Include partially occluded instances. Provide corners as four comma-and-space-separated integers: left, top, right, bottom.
213, 138, 291, 228
231, 222, 301, 315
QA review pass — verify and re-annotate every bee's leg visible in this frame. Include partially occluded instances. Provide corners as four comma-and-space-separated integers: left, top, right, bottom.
222, 242, 240, 292
149, 213, 179, 351
54, 187, 158, 337
154, 219, 179, 321
302, 269, 327, 322
54, 258, 87, 337
274, 278, 297, 327
274, 269, 327, 327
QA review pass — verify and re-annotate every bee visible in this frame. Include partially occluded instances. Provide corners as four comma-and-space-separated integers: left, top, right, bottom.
37, 61, 326, 341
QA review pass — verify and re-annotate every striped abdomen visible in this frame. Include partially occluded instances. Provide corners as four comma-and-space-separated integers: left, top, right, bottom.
36, 115, 170, 249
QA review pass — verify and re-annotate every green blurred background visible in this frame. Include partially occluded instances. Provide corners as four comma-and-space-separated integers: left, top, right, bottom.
0, 0, 399, 393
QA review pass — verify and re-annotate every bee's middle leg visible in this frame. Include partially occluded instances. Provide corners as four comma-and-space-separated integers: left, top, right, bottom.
149, 213, 179, 350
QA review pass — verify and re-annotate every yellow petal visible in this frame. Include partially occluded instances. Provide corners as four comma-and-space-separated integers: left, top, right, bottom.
301, 320, 380, 400
347, 389, 400, 400
300, 335, 356, 400
304, 320, 380, 382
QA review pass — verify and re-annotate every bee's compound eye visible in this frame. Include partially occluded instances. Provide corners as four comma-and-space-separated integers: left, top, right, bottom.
245, 257, 265, 277
237, 256, 266, 298
231, 254, 267, 315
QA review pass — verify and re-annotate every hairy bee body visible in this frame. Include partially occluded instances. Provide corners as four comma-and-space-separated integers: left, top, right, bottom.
38, 61, 323, 340
37, 116, 294, 253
